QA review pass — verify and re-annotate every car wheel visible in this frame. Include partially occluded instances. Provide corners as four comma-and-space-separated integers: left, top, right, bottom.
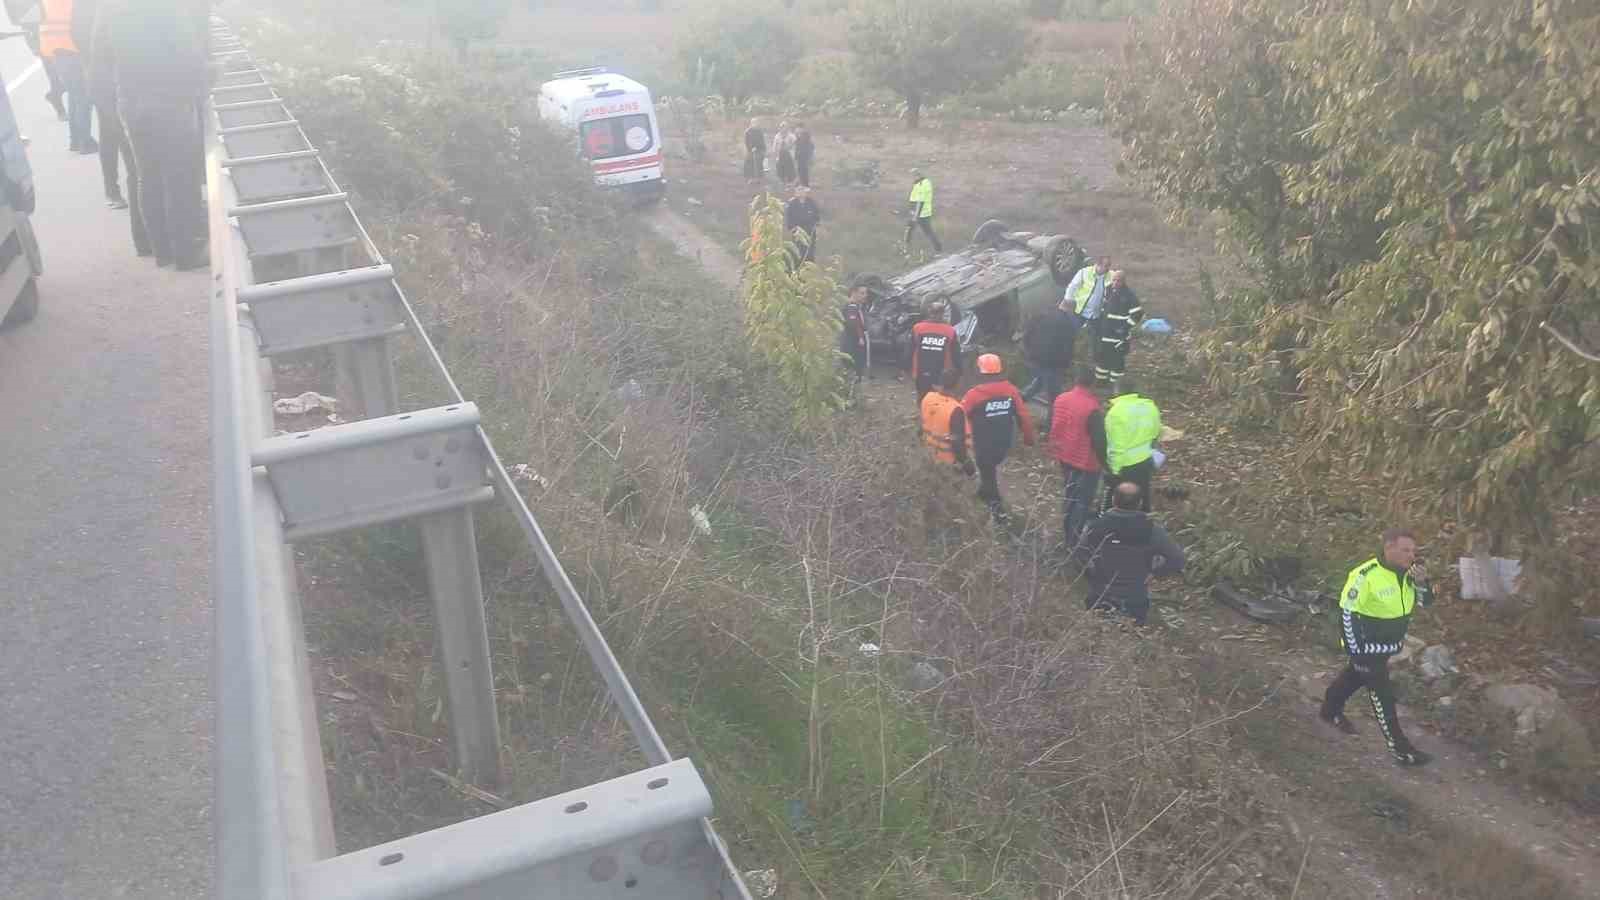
1043, 236, 1084, 287
1, 278, 40, 329
973, 219, 1010, 247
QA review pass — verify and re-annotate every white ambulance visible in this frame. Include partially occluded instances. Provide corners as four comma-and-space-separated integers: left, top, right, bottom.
537, 67, 665, 200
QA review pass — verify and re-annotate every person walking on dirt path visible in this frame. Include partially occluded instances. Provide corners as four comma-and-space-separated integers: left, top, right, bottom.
1049, 366, 1109, 551
1102, 377, 1160, 513
1020, 299, 1080, 424
1093, 269, 1144, 387
921, 368, 974, 475
794, 122, 814, 187
774, 121, 796, 185
742, 118, 766, 181
961, 353, 1035, 523
909, 297, 960, 405
840, 284, 870, 391
1073, 481, 1185, 625
1065, 256, 1111, 332
1320, 529, 1436, 767
39, 0, 96, 154
783, 186, 821, 267
904, 168, 942, 253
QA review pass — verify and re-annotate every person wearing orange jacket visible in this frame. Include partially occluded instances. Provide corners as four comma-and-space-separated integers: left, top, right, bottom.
908, 296, 959, 405
960, 353, 1036, 522
40, 0, 96, 153
920, 367, 973, 475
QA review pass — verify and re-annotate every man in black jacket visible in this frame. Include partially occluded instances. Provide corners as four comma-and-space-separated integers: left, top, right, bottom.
1020, 301, 1079, 426
1073, 482, 1185, 625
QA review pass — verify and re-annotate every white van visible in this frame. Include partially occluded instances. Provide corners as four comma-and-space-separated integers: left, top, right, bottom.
0, 75, 41, 330
536, 67, 664, 200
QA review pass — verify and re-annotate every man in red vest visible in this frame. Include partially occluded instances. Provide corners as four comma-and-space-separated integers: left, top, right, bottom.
908, 297, 959, 405
1048, 366, 1109, 550
961, 354, 1035, 522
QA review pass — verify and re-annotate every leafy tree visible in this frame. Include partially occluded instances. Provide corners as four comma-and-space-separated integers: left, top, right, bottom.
438, 0, 511, 60
741, 195, 845, 435
849, 0, 1028, 128
1112, 0, 1600, 624
677, 7, 803, 105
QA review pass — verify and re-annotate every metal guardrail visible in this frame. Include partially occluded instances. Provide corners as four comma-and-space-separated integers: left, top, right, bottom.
206, 20, 750, 900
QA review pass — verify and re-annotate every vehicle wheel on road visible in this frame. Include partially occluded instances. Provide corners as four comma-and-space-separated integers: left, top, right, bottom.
1044, 236, 1084, 287
1, 279, 40, 329
973, 219, 1010, 247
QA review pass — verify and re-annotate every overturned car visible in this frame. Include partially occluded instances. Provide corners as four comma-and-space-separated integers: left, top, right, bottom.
851, 221, 1085, 362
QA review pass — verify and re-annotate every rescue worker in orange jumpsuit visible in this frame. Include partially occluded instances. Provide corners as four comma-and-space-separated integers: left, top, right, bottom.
908, 297, 959, 405
960, 353, 1036, 522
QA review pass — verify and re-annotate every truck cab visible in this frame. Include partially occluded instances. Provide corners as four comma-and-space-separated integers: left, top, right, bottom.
536, 67, 665, 201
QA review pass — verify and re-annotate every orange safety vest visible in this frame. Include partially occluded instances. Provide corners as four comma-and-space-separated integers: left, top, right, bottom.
39, 0, 77, 57
921, 391, 961, 464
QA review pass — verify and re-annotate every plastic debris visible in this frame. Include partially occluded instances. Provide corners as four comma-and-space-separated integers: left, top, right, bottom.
1458, 556, 1522, 599
858, 642, 882, 658
689, 504, 712, 536
507, 464, 551, 490
615, 379, 645, 403
1211, 583, 1300, 624
273, 391, 338, 416
1140, 317, 1173, 334
1159, 425, 1185, 442
743, 869, 779, 898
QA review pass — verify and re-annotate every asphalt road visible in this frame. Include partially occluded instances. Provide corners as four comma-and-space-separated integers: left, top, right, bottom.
0, 19, 213, 900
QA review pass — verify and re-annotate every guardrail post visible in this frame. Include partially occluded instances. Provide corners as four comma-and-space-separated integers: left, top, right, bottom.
334, 337, 398, 419
419, 507, 502, 786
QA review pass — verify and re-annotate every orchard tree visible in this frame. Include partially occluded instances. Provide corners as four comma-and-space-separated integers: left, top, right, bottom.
848, 0, 1028, 128
1111, 0, 1600, 625
438, 0, 511, 60
741, 195, 845, 435
677, 8, 803, 105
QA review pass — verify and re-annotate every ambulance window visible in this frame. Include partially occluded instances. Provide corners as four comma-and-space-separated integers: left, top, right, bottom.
578, 114, 653, 160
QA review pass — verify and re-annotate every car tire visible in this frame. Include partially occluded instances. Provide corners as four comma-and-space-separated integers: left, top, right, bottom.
1043, 236, 1084, 287
973, 219, 1010, 247
1, 278, 39, 329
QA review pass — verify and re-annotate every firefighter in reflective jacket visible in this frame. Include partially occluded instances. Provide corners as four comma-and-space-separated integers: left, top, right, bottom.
908, 297, 959, 404
960, 354, 1035, 520
920, 368, 973, 475
1320, 528, 1435, 767
1094, 270, 1144, 386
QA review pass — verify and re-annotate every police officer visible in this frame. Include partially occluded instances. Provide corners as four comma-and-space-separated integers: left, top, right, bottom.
908, 297, 959, 405
960, 353, 1036, 522
904, 168, 941, 253
1102, 376, 1161, 513
1320, 529, 1435, 766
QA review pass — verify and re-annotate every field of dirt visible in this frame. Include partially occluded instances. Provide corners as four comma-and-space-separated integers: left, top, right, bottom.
660, 114, 1223, 324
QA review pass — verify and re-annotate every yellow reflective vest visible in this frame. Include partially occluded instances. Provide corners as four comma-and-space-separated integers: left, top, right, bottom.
1339, 558, 1421, 620
908, 178, 934, 218
1104, 393, 1160, 472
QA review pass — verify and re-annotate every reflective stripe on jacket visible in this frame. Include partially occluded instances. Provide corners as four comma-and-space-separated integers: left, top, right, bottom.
1104, 393, 1160, 472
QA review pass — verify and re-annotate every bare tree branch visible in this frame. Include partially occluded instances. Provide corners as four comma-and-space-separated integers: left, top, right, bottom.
1542, 321, 1600, 363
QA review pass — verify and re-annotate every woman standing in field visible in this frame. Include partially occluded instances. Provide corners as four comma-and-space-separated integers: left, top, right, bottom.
774, 121, 797, 185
